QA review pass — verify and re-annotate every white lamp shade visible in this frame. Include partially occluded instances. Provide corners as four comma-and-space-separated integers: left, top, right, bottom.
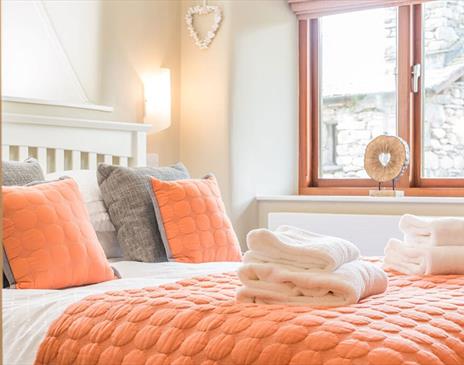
143, 69, 171, 132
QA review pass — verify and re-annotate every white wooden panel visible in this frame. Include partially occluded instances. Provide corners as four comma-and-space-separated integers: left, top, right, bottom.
72, 150, 81, 169
88, 152, 97, 170
18, 146, 28, 161
104, 155, 112, 165
2, 145, 10, 160
119, 156, 128, 167
2, 113, 150, 171
37, 147, 47, 172
133, 131, 147, 166
55, 149, 65, 171
5, 123, 133, 157
268, 213, 402, 256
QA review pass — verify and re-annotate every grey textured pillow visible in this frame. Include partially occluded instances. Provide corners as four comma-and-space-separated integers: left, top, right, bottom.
2, 158, 45, 288
2, 158, 45, 186
97, 163, 190, 262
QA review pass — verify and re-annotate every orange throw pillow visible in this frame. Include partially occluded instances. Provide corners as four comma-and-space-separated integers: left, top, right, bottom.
150, 175, 242, 263
2, 178, 117, 289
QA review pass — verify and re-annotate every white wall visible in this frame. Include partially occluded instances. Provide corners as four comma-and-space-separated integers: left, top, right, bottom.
3, 0, 181, 166
2, 0, 99, 103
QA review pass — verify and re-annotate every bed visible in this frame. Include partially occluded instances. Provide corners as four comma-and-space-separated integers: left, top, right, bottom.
4, 260, 240, 364
3, 113, 464, 365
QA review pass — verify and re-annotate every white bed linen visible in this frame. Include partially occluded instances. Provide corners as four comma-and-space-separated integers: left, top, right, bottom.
3, 261, 240, 365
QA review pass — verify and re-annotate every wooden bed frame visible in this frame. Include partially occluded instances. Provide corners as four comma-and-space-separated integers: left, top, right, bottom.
2, 113, 150, 172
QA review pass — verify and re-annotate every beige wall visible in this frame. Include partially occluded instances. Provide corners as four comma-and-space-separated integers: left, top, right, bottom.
179, 0, 233, 209
179, 0, 297, 248
3, 0, 181, 166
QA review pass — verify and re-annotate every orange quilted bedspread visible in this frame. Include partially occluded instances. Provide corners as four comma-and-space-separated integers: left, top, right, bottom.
36, 261, 464, 365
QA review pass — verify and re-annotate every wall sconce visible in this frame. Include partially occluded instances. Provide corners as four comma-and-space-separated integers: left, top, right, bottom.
143, 68, 171, 132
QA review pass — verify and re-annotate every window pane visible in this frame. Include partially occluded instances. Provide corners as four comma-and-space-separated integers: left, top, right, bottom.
320, 8, 397, 178
422, 0, 464, 178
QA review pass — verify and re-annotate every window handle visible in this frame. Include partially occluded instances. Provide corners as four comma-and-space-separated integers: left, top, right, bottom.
411, 64, 421, 93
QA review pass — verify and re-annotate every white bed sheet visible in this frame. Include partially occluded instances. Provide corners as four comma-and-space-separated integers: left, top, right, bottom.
3, 261, 240, 365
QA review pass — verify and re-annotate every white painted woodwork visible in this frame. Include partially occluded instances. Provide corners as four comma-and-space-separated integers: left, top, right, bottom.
18, 146, 28, 160
119, 156, 128, 167
2, 96, 113, 112
55, 149, 65, 171
104, 155, 112, 165
2, 113, 150, 173
2, 145, 10, 160
37, 147, 47, 172
268, 212, 402, 256
72, 150, 81, 169
88, 152, 97, 170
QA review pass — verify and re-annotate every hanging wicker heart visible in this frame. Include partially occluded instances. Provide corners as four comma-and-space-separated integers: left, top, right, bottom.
185, 5, 222, 50
364, 135, 410, 183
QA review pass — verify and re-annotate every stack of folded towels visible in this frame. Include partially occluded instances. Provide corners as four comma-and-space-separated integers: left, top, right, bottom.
236, 225, 388, 307
384, 214, 464, 275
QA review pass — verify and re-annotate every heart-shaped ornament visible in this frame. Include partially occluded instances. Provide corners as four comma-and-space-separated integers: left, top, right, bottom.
378, 152, 391, 167
185, 5, 222, 50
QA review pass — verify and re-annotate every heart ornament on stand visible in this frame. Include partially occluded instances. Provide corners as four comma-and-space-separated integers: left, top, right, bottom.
185, 1, 222, 50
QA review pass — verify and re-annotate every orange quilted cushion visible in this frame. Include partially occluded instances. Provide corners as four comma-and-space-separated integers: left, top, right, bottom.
2, 178, 116, 289
150, 174, 242, 263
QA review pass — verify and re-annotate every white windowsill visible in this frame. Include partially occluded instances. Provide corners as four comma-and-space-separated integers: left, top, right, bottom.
256, 195, 464, 204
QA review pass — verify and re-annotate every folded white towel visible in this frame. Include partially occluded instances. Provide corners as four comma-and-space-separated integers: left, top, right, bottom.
236, 260, 388, 306
399, 214, 464, 246
383, 238, 464, 275
246, 225, 360, 272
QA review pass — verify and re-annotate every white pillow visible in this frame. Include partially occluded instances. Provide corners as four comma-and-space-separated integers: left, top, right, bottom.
45, 170, 122, 258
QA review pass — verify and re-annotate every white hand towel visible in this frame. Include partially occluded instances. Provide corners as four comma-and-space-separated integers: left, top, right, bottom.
246, 225, 360, 272
383, 238, 464, 275
399, 214, 464, 246
236, 260, 387, 306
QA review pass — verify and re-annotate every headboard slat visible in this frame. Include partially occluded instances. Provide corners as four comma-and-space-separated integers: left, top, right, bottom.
88, 153, 97, 170
2, 145, 10, 160
103, 155, 112, 165
19, 146, 28, 161
55, 149, 65, 172
37, 147, 48, 173
119, 156, 128, 167
72, 151, 81, 170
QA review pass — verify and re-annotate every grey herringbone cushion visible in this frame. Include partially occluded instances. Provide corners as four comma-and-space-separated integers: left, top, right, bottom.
97, 163, 190, 262
2, 158, 45, 186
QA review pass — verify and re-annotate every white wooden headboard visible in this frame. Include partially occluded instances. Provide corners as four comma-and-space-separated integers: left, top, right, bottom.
2, 113, 151, 173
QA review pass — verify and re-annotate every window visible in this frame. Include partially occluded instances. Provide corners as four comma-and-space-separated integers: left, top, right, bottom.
299, 1, 464, 195
421, 2, 464, 179
320, 8, 398, 179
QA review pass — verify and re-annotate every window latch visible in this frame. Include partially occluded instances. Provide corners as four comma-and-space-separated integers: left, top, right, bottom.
411, 64, 421, 93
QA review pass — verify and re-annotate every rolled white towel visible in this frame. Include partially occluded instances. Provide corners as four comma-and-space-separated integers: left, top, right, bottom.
236, 260, 387, 307
383, 238, 464, 275
246, 225, 360, 272
399, 214, 464, 246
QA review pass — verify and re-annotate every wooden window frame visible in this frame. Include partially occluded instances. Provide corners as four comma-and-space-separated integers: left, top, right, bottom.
298, 4, 464, 197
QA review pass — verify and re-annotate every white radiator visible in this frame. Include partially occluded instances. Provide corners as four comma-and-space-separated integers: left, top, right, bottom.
268, 213, 402, 256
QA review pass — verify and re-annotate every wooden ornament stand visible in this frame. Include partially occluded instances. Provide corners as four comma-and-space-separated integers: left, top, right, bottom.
369, 180, 404, 197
